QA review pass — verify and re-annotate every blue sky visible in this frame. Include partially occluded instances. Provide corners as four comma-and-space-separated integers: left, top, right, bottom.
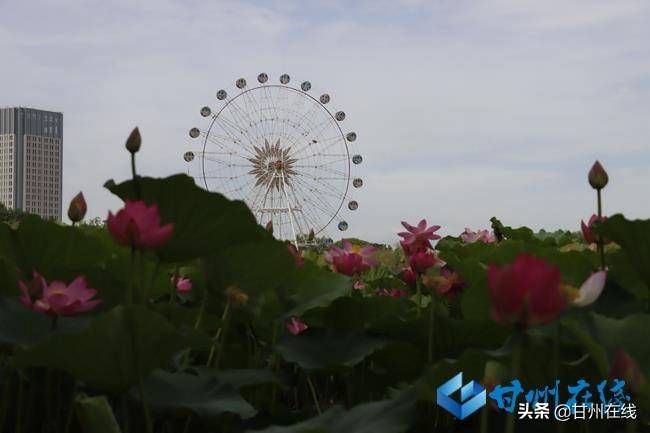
1, 0, 648, 243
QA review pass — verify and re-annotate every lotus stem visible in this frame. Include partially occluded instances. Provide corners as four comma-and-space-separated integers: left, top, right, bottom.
269, 322, 281, 415
553, 324, 564, 433
210, 300, 232, 369
206, 298, 230, 367
416, 274, 423, 317
0, 363, 11, 432
596, 189, 606, 270
121, 396, 130, 433
142, 259, 160, 303
428, 298, 435, 363
306, 376, 322, 415
136, 374, 153, 433
480, 405, 488, 433
137, 251, 146, 305
181, 414, 192, 433
506, 333, 523, 433
14, 372, 24, 433
63, 383, 77, 433
167, 266, 178, 319
130, 153, 142, 200
127, 247, 135, 305
127, 309, 153, 433
44, 368, 52, 431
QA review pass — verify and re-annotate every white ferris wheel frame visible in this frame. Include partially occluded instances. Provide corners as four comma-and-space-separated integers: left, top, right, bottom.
188, 78, 361, 246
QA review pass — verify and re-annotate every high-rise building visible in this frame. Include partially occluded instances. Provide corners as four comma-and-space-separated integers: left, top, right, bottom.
0, 107, 63, 221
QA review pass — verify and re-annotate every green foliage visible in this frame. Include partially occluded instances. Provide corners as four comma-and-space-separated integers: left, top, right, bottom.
599, 214, 650, 290
275, 330, 388, 371
75, 394, 123, 433
14, 306, 208, 392
105, 175, 272, 262
247, 387, 417, 433
135, 369, 257, 419
0, 202, 28, 224
0, 148, 648, 432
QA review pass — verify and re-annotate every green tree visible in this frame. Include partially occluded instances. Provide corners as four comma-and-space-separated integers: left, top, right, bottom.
0, 202, 27, 224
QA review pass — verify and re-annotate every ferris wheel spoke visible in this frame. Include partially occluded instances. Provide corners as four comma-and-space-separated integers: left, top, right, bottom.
286, 179, 328, 232
295, 165, 348, 178
216, 114, 259, 149
295, 193, 337, 229
279, 179, 305, 237
307, 173, 350, 196
202, 156, 241, 168
247, 185, 268, 215
212, 115, 247, 138
291, 123, 341, 157
225, 96, 266, 147
295, 176, 350, 209
204, 131, 238, 143
196, 150, 237, 156
290, 175, 342, 216
204, 131, 255, 159
242, 89, 270, 140
293, 156, 350, 169
202, 155, 252, 169
208, 122, 248, 153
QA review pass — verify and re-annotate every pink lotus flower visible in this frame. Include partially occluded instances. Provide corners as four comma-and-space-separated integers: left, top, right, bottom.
18, 271, 47, 307
409, 251, 436, 274
285, 316, 308, 335
398, 219, 441, 254
400, 267, 417, 287
287, 244, 304, 268
581, 214, 608, 244
107, 200, 174, 249
324, 240, 378, 276
488, 255, 565, 326
460, 228, 496, 244
19, 273, 101, 316
171, 275, 192, 293
609, 348, 646, 393
427, 266, 466, 299
376, 288, 409, 298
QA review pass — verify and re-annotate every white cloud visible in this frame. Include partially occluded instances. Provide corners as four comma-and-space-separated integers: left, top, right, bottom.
0, 0, 648, 242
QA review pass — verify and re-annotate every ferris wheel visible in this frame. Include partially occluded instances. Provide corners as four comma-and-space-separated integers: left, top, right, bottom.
184, 73, 363, 245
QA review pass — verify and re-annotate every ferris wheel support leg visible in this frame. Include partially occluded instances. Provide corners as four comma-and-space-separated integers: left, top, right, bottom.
279, 171, 300, 250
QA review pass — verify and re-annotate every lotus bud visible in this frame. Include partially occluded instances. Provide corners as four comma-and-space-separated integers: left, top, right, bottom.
308, 228, 315, 241
67, 192, 87, 223
588, 161, 608, 190
285, 316, 308, 335
609, 348, 646, 393
265, 220, 273, 234
125, 127, 141, 154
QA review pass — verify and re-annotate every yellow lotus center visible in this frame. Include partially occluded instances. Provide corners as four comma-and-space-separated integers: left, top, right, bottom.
50, 290, 67, 297
561, 284, 580, 302
350, 245, 363, 254
226, 286, 249, 306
